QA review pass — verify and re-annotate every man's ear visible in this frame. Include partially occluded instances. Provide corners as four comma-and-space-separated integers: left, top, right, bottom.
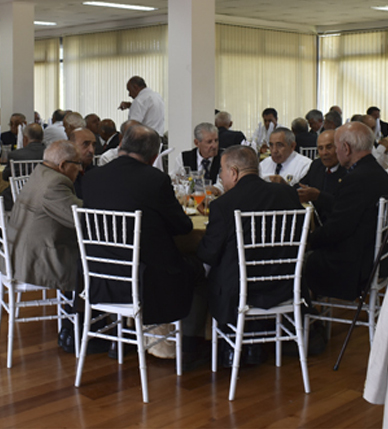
57, 160, 66, 173
344, 141, 351, 155
194, 139, 199, 148
291, 141, 296, 151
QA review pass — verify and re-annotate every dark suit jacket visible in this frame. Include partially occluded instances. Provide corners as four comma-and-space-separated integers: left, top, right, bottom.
306, 154, 388, 300
298, 159, 347, 223
0, 131, 17, 148
103, 132, 120, 152
197, 174, 303, 324
182, 148, 220, 184
295, 132, 317, 153
2, 141, 45, 181
380, 120, 388, 138
82, 155, 194, 324
217, 127, 246, 150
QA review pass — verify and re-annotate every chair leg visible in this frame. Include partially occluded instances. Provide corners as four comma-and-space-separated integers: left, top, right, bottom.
275, 314, 282, 367
118, 314, 123, 365
295, 305, 310, 394
211, 318, 218, 372
0, 277, 4, 327
75, 303, 92, 387
73, 311, 80, 359
228, 313, 245, 401
175, 320, 182, 376
134, 312, 149, 403
7, 286, 16, 369
15, 292, 21, 319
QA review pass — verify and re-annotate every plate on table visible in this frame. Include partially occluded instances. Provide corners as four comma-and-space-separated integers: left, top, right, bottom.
184, 207, 197, 216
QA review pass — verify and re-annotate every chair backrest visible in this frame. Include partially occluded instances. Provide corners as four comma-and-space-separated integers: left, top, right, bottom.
72, 206, 142, 306
10, 159, 43, 177
300, 147, 318, 160
234, 207, 312, 309
9, 175, 30, 203
0, 197, 12, 279
372, 197, 388, 282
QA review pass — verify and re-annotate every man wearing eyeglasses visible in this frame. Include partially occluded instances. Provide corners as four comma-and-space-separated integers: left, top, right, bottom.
6, 140, 83, 292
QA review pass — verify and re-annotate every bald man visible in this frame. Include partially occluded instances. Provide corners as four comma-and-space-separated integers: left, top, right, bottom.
99, 119, 120, 152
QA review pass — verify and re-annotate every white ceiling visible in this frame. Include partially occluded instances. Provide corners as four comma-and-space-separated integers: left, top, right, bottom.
2, 0, 388, 37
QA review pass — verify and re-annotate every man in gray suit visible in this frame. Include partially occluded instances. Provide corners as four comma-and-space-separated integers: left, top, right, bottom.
7, 140, 83, 291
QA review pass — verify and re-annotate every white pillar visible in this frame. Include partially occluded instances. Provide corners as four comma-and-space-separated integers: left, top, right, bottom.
0, 1, 35, 129
168, 0, 215, 172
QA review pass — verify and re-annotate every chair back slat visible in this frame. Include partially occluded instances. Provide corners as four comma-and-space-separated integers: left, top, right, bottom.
234, 208, 312, 308
9, 176, 30, 202
0, 197, 12, 279
10, 159, 43, 177
72, 206, 142, 304
300, 147, 318, 160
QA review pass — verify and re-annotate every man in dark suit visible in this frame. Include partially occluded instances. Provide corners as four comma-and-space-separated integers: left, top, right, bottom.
2, 123, 46, 181
174, 122, 221, 187
198, 145, 302, 326
1, 113, 27, 150
305, 109, 324, 136
85, 113, 104, 154
292, 117, 317, 153
305, 122, 388, 300
215, 111, 246, 150
296, 130, 347, 223
99, 118, 120, 152
82, 124, 194, 325
367, 106, 388, 138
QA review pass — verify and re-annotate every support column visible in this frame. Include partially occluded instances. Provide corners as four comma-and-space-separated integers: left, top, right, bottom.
168, 0, 215, 172
0, 1, 35, 129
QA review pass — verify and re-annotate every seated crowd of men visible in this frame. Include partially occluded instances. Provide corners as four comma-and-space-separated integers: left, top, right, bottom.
1, 97, 388, 370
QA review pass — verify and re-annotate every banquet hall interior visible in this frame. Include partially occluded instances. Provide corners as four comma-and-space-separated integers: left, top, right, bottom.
0, 0, 387, 427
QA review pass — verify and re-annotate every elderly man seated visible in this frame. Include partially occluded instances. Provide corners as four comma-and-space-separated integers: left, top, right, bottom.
259, 127, 312, 186
7, 140, 82, 291
296, 130, 347, 223
215, 111, 246, 150
305, 122, 388, 300
198, 145, 302, 366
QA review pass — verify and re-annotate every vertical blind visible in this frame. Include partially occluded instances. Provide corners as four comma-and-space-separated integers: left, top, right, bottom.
35, 25, 388, 136
34, 38, 60, 122
319, 30, 388, 120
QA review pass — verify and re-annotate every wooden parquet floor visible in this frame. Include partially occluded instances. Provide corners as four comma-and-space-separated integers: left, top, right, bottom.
0, 302, 383, 429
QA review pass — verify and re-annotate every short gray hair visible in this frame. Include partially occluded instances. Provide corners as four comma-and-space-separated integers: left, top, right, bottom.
324, 110, 342, 128
63, 112, 86, 129
44, 140, 78, 165
194, 122, 218, 141
221, 145, 258, 173
120, 124, 160, 163
291, 117, 308, 134
271, 127, 295, 146
335, 122, 374, 152
215, 111, 232, 128
305, 109, 323, 122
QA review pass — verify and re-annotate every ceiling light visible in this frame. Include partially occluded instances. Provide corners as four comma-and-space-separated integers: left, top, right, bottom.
83, 2, 157, 11
371, 6, 388, 11
34, 21, 57, 26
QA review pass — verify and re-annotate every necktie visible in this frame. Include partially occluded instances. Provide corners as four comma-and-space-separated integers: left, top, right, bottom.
201, 159, 211, 180
327, 168, 332, 174
275, 163, 282, 175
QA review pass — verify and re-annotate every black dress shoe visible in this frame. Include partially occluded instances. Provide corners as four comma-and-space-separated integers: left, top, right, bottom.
58, 327, 71, 348
62, 331, 75, 354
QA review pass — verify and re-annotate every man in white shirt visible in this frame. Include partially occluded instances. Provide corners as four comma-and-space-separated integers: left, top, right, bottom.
259, 127, 312, 186
118, 76, 164, 137
252, 107, 280, 152
43, 110, 67, 146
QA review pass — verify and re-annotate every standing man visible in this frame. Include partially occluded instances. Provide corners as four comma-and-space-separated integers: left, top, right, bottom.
118, 75, 164, 137
305, 122, 388, 300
